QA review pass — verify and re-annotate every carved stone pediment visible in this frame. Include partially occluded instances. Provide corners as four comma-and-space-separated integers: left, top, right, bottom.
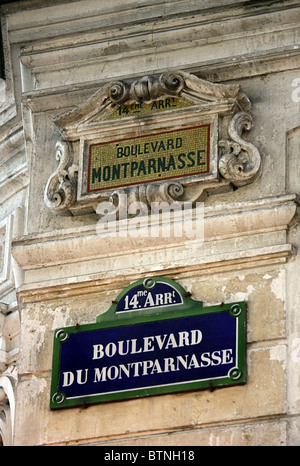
44, 70, 261, 216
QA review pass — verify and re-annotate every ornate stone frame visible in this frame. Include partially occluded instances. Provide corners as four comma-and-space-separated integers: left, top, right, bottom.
44, 70, 261, 216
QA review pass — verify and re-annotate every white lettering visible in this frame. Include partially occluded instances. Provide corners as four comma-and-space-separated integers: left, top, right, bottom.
131, 339, 142, 354
164, 292, 173, 304
131, 361, 143, 376
155, 334, 168, 349
165, 333, 178, 349
107, 365, 119, 380
151, 359, 163, 374
188, 353, 200, 369
118, 340, 130, 356
62, 371, 74, 387
144, 292, 155, 307
92, 344, 104, 360
94, 367, 107, 382
155, 293, 164, 305
176, 354, 189, 370
92, 328, 204, 361
76, 369, 88, 384
119, 363, 130, 379
211, 350, 222, 366
191, 329, 202, 345
106, 342, 117, 357
164, 357, 177, 372
142, 359, 154, 375
91, 349, 235, 386
143, 336, 155, 352
222, 348, 233, 364
200, 352, 211, 367
178, 331, 190, 347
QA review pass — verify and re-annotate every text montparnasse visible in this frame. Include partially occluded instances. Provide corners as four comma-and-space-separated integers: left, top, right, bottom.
62, 328, 234, 386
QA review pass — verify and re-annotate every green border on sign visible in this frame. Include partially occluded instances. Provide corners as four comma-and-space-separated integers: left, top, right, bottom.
50, 277, 246, 410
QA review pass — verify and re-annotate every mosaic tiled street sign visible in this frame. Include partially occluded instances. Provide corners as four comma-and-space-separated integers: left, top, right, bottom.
45, 71, 261, 214
88, 124, 210, 193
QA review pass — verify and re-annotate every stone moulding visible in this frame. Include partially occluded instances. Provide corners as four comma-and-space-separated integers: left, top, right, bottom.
13, 195, 300, 302
44, 70, 261, 216
14, 193, 299, 272
52, 71, 251, 133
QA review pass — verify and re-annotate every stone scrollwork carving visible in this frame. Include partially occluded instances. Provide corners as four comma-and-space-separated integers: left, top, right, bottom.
130, 181, 185, 206
0, 365, 17, 446
52, 70, 252, 135
106, 70, 251, 110
44, 141, 78, 214
102, 181, 186, 218
218, 111, 261, 187
108, 72, 186, 105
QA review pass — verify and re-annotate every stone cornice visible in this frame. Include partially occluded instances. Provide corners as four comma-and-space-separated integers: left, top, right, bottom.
15, 244, 295, 304
53, 70, 251, 140
16, 1, 299, 95
11, 194, 298, 301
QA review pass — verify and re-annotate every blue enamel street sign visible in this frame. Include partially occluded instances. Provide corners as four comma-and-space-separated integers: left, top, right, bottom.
50, 277, 246, 409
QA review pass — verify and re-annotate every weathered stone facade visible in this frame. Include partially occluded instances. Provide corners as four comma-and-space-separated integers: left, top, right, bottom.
0, 0, 299, 446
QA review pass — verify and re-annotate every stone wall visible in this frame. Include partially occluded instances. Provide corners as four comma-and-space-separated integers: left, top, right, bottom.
0, 0, 299, 446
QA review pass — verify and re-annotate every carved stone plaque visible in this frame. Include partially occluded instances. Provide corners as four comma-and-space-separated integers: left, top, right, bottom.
44, 71, 261, 215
